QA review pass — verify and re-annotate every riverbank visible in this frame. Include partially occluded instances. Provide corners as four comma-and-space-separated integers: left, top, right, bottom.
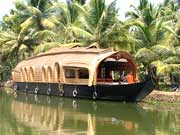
143, 90, 180, 105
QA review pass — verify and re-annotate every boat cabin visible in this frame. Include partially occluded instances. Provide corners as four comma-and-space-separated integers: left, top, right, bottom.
12, 45, 137, 86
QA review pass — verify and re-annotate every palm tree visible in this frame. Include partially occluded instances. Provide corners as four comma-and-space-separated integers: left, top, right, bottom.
0, 29, 35, 63
33, 0, 88, 54
78, 0, 122, 48
0, 0, 61, 62
0, 0, 57, 80
126, 0, 180, 85
28, 0, 131, 53
52, 0, 88, 43
0, 61, 15, 81
15, 0, 59, 42
54, 0, 130, 49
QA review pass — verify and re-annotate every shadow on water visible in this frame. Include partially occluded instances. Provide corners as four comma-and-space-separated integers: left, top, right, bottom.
1, 90, 180, 135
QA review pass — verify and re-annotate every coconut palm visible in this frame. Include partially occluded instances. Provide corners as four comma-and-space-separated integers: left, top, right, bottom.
33, 0, 88, 54
18, 0, 59, 30
14, 0, 59, 44
0, 0, 59, 79
0, 0, 61, 62
126, 0, 180, 85
54, 0, 130, 49
52, 0, 88, 43
79, 0, 124, 48
0, 0, 179, 86
0, 29, 35, 63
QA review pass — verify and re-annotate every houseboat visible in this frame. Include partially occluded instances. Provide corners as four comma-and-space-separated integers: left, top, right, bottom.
12, 45, 155, 102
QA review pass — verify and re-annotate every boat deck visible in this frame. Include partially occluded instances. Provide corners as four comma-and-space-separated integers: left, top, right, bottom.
97, 82, 129, 85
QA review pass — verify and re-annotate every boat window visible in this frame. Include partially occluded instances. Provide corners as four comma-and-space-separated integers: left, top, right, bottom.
78, 69, 89, 79
65, 69, 75, 78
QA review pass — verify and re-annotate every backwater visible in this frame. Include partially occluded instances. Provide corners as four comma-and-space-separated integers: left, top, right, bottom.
0, 88, 180, 135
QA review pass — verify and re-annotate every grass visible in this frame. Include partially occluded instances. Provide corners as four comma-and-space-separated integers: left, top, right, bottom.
143, 98, 180, 106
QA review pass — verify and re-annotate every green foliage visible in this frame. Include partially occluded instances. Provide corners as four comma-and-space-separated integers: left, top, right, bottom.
0, 0, 179, 87
126, 0, 180, 86
34, 42, 82, 54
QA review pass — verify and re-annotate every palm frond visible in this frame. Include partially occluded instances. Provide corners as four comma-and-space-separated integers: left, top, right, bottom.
72, 2, 87, 15
162, 25, 178, 37
135, 48, 159, 65
34, 42, 83, 54
0, 31, 17, 40
14, 0, 27, 10
26, 6, 42, 15
67, 26, 93, 39
20, 17, 34, 32
175, 46, 180, 57
163, 56, 180, 64
151, 60, 180, 75
41, 19, 56, 29
151, 44, 174, 58
34, 42, 62, 54
33, 30, 58, 41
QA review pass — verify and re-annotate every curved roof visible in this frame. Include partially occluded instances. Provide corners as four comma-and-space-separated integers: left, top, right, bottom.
15, 47, 115, 69
14, 46, 137, 86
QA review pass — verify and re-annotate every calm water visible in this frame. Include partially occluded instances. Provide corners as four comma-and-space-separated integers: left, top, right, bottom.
1, 89, 180, 135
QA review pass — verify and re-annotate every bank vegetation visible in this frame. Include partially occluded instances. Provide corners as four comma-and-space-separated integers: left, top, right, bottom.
0, 0, 179, 91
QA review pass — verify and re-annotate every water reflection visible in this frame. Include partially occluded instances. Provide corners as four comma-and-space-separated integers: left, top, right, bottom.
12, 93, 146, 135
1, 90, 180, 135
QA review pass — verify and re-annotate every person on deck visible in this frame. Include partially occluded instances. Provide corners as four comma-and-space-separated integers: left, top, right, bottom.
126, 71, 134, 84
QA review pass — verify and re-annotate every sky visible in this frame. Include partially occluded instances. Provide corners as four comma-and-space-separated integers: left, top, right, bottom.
0, 0, 165, 21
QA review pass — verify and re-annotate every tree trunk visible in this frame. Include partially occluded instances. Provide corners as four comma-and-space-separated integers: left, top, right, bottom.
148, 66, 159, 90
15, 51, 19, 64
0, 72, 4, 82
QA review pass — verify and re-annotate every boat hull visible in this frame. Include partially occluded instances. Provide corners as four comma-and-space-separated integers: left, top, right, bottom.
13, 78, 154, 102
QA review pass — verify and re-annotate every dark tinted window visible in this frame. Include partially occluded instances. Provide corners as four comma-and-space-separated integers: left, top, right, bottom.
65, 69, 75, 78
78, 69, 89, 79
